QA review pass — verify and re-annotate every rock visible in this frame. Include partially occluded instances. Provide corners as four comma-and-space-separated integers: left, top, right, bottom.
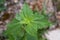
45, 29, 60, 40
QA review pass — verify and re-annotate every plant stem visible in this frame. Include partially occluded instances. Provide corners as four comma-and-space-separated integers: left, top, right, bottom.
21, 25, 27, 40
22, 31, 26, 40
37, 29, 40, 40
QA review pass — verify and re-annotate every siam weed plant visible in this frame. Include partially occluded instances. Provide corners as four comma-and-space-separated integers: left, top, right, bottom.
3, 3, 52, 40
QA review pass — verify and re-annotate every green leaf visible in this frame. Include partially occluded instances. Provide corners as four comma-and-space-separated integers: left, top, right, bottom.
0, 0, 6, 11
0, 0, 5, 4
26, 33, 38, 40
24, 24, 37, 36
4, 19, 24, 40
0, 4, 6, 11
21, 3, 33, 18
7, 34, 15, 40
